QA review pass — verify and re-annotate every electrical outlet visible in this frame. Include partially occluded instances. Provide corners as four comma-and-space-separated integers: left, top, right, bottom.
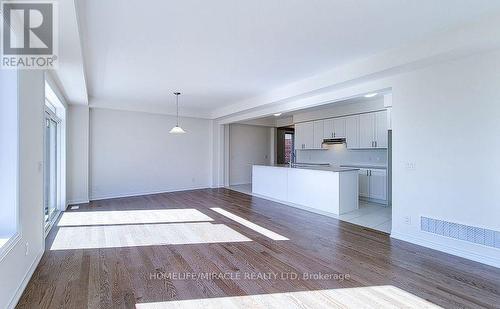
404, 216, 411, 225
25, 242, 29, 256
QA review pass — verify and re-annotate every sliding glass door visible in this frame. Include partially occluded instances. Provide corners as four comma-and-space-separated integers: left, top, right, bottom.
44, 112, 59, 227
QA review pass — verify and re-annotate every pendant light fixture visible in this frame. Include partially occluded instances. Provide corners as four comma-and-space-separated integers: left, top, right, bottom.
169, 92, 186, 134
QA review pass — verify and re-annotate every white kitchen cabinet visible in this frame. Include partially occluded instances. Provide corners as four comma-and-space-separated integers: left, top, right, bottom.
369, 169, 387, 200
345, 115, 359, 149
374, 111, 388, 148
293, 120, 325, 150
323, 119, 334, 139
333, 117, 346, 138
359, 113, 374, 148
295, 110, 387, 150
323, 118, 345, 139
295, 122, 313, 150
294, 123, 302, 150
358, 111, 388, 149
313, 120, 324, 149
358, 169, 370, 198
358, 168, 387, 202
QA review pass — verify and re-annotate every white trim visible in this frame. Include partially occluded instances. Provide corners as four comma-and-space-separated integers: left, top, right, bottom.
390, 232, 500, 269
0, 233, 21, 262
89, 186, 210, 201
44, 210, 62, 238
6, 250, 44, 309
67, 199, 90, 206
228, 182, 251, 186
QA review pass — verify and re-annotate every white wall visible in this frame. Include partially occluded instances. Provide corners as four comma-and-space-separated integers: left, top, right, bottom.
90, 108, 212, 199
67, 105, 90, 204
0, 71, 45, 309
0, 70, 18, 236
390, 49, 500, 266
229, 124, 271, 185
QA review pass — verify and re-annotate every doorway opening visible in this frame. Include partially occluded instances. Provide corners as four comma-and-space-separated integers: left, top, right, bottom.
276, 127, 294, 165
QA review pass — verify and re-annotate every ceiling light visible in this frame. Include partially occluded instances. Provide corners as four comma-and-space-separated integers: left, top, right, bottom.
169, 92, 186, 134
273, 113, 282, 117
364, 93, 378, 98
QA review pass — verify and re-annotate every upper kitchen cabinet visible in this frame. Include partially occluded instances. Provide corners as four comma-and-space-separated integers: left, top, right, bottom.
295, 120, 324, 150
294, 110, 387, 150
295, 122, 314, 150
374, 111, 388, 148
358, 110, 388, 149
323, 119, 334, 139
313, 120, 324, 149
323, 118, 346, 139
333, 118, 346, 138
345, 115, 359, 149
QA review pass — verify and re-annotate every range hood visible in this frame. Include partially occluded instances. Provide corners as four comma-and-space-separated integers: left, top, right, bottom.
322, 138, 346, 145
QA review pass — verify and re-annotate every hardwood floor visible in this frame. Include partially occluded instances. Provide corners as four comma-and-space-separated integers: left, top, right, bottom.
16, 189, 500, 308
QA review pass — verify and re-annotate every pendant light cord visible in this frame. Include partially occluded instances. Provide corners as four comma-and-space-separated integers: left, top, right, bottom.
174, 92, 181, 126
176, 94, 179, 126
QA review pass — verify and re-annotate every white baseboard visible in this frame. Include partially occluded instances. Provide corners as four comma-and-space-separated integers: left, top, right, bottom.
67, 199, 90, 206
391, 232, 500, 269
7, 250, 44, 309
228, 182, 251, 186
90, 186, 210, 201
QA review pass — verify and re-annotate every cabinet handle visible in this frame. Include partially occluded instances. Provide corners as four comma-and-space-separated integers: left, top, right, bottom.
369, 170, 372, 176
374, 141, 377, 148
331, 133, 333, 138
366, 170, 369, 176
371, 141, 374, 147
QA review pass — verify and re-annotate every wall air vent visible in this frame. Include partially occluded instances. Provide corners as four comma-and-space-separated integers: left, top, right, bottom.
421, 216, 500, 249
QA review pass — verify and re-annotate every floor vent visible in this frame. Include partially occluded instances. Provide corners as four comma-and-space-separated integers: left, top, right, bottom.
421, 216, 500, 249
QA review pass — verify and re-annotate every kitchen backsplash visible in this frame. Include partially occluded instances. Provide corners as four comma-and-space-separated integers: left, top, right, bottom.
296, 144, 387, 166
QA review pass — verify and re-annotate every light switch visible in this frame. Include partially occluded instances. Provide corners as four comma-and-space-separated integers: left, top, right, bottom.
405, 162, 416, 170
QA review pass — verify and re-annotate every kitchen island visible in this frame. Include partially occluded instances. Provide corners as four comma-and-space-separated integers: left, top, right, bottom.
252, 164, 359, 216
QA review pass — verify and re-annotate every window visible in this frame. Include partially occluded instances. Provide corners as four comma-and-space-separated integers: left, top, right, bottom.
0, 70, 19, 256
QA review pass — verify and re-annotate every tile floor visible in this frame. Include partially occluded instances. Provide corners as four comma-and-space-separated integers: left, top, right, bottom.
228, 183, 391, 233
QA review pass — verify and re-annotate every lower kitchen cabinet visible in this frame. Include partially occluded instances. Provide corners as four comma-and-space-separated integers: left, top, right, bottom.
359, 169, 370, 198
358, 168, 387, 202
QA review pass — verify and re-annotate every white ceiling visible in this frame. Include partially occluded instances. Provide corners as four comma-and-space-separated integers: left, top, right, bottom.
78, 0, 500, 117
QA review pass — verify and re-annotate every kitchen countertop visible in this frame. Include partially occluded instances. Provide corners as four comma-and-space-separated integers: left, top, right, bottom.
340, 164, 387, 170
255, 164, 359, 173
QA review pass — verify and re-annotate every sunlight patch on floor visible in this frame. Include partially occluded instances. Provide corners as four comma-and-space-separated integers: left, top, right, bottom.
50, 222, 251, 250
135, 285, 441, 308
210, 207, 289, 241
58, 209, 214, 226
